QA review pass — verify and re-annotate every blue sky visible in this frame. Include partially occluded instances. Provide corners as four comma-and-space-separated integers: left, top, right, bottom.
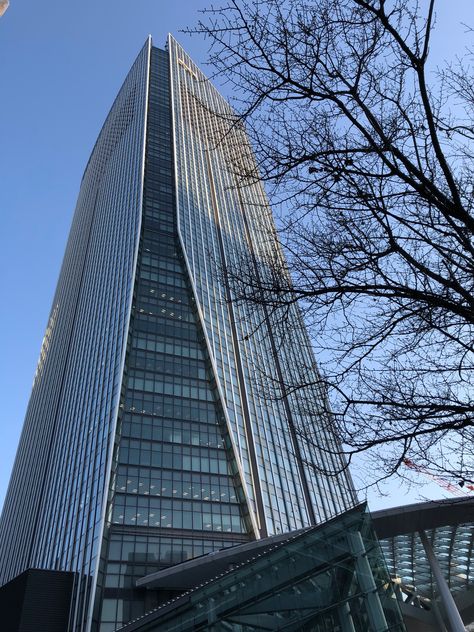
1, 0, 473, 513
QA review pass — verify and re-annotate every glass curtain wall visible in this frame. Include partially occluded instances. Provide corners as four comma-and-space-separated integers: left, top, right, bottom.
169, 35, 357, 536
97, 48, 252, 632
0, 36, 358, 632
0, 41, 150, 632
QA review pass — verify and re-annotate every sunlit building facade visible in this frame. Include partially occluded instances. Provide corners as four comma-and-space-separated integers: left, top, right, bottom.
0, 37, 356, 631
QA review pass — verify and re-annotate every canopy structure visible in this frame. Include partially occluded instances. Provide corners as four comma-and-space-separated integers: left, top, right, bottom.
373, 496, 474, 631
117, 497, 474, 632
119, 504, 405, 632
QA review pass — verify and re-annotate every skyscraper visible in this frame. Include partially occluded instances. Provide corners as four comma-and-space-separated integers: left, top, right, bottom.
0, 36, 356, 631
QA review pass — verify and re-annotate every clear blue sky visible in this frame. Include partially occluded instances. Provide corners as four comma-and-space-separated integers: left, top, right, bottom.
1, 1, 473, 513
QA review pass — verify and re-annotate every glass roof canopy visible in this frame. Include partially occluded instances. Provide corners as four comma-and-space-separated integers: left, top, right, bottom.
118, 504, 406, 632
379, 524, 474, 600
372, 495, 474, 624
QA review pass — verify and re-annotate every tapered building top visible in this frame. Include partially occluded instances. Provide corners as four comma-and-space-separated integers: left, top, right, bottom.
0, 36, 356, 631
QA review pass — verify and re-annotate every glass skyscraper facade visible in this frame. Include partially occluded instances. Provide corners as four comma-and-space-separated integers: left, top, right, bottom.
0, 37, 356, 631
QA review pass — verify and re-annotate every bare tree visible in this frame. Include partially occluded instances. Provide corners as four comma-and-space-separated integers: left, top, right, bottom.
193, 0, 474, 489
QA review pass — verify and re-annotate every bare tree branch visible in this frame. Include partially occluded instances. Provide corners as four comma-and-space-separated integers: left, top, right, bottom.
190, 0, 474, 492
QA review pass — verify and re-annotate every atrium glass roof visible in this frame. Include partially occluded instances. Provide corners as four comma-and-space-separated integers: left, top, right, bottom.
119, 504, 406, 632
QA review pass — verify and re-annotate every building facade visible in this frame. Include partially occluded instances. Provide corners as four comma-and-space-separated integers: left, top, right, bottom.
0, 37, 356, 631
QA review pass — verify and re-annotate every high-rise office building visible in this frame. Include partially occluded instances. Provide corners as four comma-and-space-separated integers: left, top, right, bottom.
0, 36, 356, 631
